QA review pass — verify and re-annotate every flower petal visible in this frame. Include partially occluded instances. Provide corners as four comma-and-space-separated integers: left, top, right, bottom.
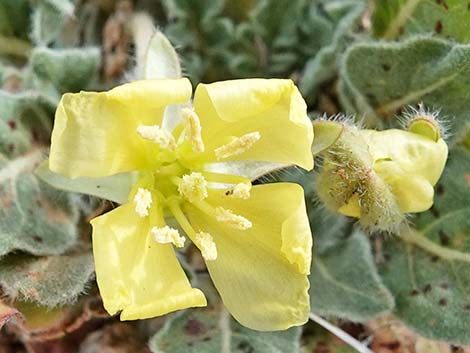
365, 129, 447, 213
183, 183, 312, 331
363, 129, 448, 185
90, 203, 206, 320
50, 78, 192, 178
193, 79, 314, 170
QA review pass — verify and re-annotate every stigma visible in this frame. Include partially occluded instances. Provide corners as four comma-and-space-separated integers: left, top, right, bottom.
178, 172, 208, 202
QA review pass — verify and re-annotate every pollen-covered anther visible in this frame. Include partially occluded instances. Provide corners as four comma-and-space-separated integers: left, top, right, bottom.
215, 207, 252, 230
151, 226, 186, 248
137, 125, 176, 150
182, 108, 205, 153
178, 172, 208, 201
214, 132, 261, 160
230, 183, 251, 199
133, 188, 152, 217
195, 232, 217, 261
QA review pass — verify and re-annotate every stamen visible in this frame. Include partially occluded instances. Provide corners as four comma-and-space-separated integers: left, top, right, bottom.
182, 108, 205, 153
151, 226, 186, 248
195, 232, 217, 261
214, 132, 261, 160
133, 188, 152, 217
177, 172, 208, 202
215, 207, 252, 230
230, 183, 251, 199
137, 125, 176, 150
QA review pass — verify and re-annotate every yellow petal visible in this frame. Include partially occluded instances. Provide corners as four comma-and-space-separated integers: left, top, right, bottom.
50, 78, 192, 178
363, 129, 448, 185
193, 79, 314, 170
365, 129, 447, 213
90, 203, 206, 320
388, 175, 434, 212
183, 183, 312, 331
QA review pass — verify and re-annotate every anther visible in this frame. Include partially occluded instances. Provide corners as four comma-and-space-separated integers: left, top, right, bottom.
230, 183, 251, 199
137, 125, 176, 150
133, 188, 152, 217
182, 108, 205, 153
214, 132, 261, 160
195, 232, 217, 261
151, 226, 186, 248
215, 207, 252, 230
178, 172, 208, 202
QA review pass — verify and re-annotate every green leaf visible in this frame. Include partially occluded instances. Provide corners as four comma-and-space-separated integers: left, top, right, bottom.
0, 91, 53, 158
30, 47, 100, 94
149, 274, 301, 353
0, 150, 79, 258
373, 0, 470, 42
300, 0, 365, 100
0, 252, 94, 307
31, 0, 74, 45
0, 92, 32, 158
310, 229, 395, 321
378, 145, 470, 345
340, 37, 470, 127
35, 160, 137, 204
151, 310, 301, 353
152, 300, 300, 351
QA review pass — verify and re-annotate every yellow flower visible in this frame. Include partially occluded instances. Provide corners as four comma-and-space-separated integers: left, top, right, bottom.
49, 78, 314, 331
338, 129, 448, 218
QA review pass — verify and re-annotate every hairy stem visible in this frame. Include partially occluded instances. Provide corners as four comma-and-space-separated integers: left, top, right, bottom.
400, 230, 470, 263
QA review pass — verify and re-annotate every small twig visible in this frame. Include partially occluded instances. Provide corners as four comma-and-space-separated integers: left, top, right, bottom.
309, 312, 374, 353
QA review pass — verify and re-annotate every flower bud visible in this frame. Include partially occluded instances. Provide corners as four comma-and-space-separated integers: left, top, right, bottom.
316, 117, 448, 233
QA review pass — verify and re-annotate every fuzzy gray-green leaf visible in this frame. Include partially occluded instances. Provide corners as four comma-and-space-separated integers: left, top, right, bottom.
0, 150, 78, 258
31, 0, 74, 45
149, 273, 301, 353
150, 308, 301, 353
0, 252, 94, 307
340, 37, 470, 126
300, 0, 365, 100
30, 47, 100, 94
378, 144, 470, 345
310, 229, 394, 321
373, 0, 470, 42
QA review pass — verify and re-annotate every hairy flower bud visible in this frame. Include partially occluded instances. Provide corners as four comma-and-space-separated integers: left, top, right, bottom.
315, 116, 448, 233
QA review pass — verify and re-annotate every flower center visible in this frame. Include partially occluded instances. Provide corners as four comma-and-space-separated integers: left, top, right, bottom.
132, 113, 259, 261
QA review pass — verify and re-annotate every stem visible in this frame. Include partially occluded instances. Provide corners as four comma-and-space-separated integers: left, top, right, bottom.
400, 230, 470, 263
0, 36, 31, 58
382, 0, 421, 40
309, 312, 374, 353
